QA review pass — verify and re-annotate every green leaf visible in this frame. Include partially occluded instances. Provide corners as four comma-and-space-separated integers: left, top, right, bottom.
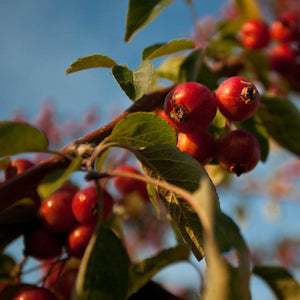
65, 54, 117, 74
253, 266, 300, 300
135, 145, 218, 260
258, 96, 300, 157
74, 226, 130, 300
142, 39, 194, 60
236, 114, 269, 162
233, 0, 262, 19
127, 245, 190, 297
112, 61, 153, 101
125, 0, 174, 42
179, 49, 218, 90
37, 156, 82, 199
155, 56, 185, 82
0, 122, 49, 158
105, 112, 177, 148
0, 254, 15, 284
208, 109, 228, 139
146, 184, 160, 218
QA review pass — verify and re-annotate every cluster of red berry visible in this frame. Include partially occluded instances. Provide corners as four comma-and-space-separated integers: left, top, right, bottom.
239, 11, 300, 88
2, 158, 151, 299
159, 77, 261, 176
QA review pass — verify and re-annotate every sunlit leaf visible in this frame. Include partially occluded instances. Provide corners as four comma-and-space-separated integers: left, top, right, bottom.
74, 226, 130, 300
66, 54, 117, 74
142, 39, 194, 60
258, 96, 300, 157
253, 266, 300, 300
112, 60, 153, 101
127, 245, 190, 297
125, 0, 174, 42
106, 112, 177, 148
233, 0, 262, 19
155, 56, 185, 82
0, 122, 49, 158
37, 156, 82, 199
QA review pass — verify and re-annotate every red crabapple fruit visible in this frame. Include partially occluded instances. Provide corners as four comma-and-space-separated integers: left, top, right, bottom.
13, 287, 58, 300
5, 158, 34, 180
72, 185, 114, 226
216, 129, 261, 176
215, 76, 260, 122
163, 82, 217, 133
239, 19, 270, 50
177, 130, 216, 165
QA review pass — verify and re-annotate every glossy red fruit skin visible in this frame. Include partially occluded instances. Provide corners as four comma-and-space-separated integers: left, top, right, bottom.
72, 186, 114, 226
163, 82, 217, 133
270, 12, 299, 43
177, 130, 216, 165
215, 76, 260, 122
5, 158, 34, 180
66, 225, 94, 258
113, 164, 148, 198
24, 227, 62, 259
239, 19, 271, 49
216, 129, 261, 176
269, 44, 297, 75
39, 191, 77, 233
13, 287, 58, 300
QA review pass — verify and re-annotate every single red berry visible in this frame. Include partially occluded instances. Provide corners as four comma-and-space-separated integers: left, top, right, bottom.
239, 19, 271, 49
155, 109, 169, 122
216, 129, 261, 176
39, 191, 77, 233
268, 43, 297, 75
163, 82, 217, 133
13, 286, 58, 300
5, 158, 34, 180
177, 130, 216, 165
113, 164, 148, 199
270, 12, 299, 43
215, 76, 260, 122
66, 224, 94, 258
24, 227, 62, 260
72, 186, 114, 226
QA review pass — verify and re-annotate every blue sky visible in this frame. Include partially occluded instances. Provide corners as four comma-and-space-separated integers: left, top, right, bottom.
1, 1, 299, 299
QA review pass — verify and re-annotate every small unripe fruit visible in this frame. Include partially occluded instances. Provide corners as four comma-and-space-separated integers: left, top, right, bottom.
66, 224, 94, 258
163, 82, 217, 133
39, 191, 77, 233
113, 164, 148, 199
72, 186, 114, 226
216, 129, 261, 176
270, 12, 299, 43
177, 130, 216, 165
13, 287, 58, 300
268, 44, 297, 75
239, 19, 271, 50
5, 158, 34, 180
215, 76, 260, 122
24, 227, 62, 260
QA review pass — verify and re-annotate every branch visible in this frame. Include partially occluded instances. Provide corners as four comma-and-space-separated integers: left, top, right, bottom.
0, 85, 175, 212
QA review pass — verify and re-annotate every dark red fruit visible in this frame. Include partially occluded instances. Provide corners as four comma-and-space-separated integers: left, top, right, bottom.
177, 130, 216, 165
216, 129, 261, 176
39, 191, 77, 233
5, 158, 34, 180
13, 286, 58, 300
72, 186, 114, 226
268, 43, 297, 75
163, 82, 217, 133
66, 224, 94, 258
113, 164, 148, 199
270, 12, 299, 43
239, 19, 271, 49
55, 268, 78, 299
215, 76, 260, 122
24, 227, 62, 259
